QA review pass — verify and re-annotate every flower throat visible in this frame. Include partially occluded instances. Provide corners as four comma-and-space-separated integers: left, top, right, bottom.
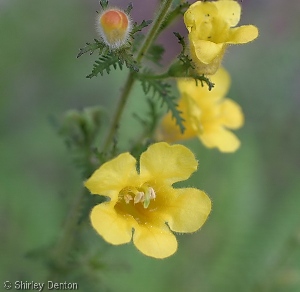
120, 185, 156, 209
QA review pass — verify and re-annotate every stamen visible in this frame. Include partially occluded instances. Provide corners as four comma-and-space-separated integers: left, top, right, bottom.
148, 187, 156, 200
143, 187, 156, 209
134, 191, 145, 204
121, 185, 156, 209
124, 194, 133, 204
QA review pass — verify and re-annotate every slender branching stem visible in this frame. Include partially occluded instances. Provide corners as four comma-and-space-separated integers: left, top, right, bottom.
45, 189, 85, 286
47, 0, 175, 281
102, 0, 174, 152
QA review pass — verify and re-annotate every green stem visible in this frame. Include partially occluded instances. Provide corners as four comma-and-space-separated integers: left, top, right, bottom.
136, 0, 174, 62
46, 189, 86, 283
139, 72, 170, 80
46, 0, 175, 282
102, 0, 174, 151
102, 74, 135, 152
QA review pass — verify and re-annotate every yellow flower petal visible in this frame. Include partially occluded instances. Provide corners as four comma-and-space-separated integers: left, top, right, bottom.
191, 38, 224, 64
158, 68, 243, 153
177, 67, 231, 102
165, 188, 211, 233
158, 104, 196, 143
184, 1, 258, 74
209, 67, 231, 100
215, 0, 241, 27
184, 2, 218, 31
85, 153, 139, 201
177, 79, 201, 101
220, 99, 244, 129
139, 142, 198, 184
86, 142, 211, 258
181, 94, 202, 133
227, 25, 259, 44
133, 223, 177, 258
200, 126, 241, 152
90, 203, 133, 245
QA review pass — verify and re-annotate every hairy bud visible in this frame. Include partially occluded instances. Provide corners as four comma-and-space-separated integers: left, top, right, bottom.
97, 8, 132, 49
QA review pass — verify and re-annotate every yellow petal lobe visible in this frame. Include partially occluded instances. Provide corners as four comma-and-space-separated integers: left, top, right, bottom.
139, 142, 198, 184
133, 224, 178, 259
215, 0, 241, 26
165, 188, 211, 233
227, 25, 259, 44
220, 99, 244, 129
200, 127, 241, 152
90, 203, 133, 245
191, 39, 225, 64
84, 152, 139, 201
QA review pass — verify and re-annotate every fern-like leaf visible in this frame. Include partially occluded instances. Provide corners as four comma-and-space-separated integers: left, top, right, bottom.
77, 39, 106, 58
87, 49, 139, 78
174, 32, 187, 55
131, 20, 152, 36
146, 98, 160, 135
87, 54, 122, 78
118, 50, 139, 72
125, 2, 133, 14
99, 0, 109, 10
138, 76, 185, 133
193, 74, 215, 91
172, 32, 215, 90
146, 44, 165, 64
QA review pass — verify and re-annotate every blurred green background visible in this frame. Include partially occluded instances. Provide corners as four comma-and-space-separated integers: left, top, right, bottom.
1, 1, 300, 291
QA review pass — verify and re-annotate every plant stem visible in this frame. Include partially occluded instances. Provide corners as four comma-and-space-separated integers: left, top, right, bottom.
46, 0, 174, 282
102, 0, 174, 151
139, 72, 170, 80
46, 189, 86, 284
136, 0, 174, 63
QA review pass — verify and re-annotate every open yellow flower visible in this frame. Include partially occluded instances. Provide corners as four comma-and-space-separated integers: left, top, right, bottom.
85, 142, 211, 259
158, 68, 244, 152
184, 0, 258, 74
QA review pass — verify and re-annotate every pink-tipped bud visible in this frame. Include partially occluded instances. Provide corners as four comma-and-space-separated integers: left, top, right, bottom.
97, 8, 132, 49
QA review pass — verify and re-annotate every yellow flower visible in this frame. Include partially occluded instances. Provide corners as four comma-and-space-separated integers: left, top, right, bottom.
85, 142, 211, 259
184, 0, 258, 74
158, 68, 244, 152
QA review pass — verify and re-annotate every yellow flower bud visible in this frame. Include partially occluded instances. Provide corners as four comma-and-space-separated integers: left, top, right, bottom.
97, 8, 132, 49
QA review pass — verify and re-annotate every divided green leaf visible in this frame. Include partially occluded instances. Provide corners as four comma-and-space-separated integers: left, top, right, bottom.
146, 44, 165, 64
125, 2, 133, 14
56, 106, 107, 177
118, 50, 139, 72
99, 0, 109, 10
77, 39, 107, 58
133, 98, 160, 137
131, 20, 152, 36
87, 51, 139, 78
192, 74, 215, 91
174, 32, 186, 53
145, 98, 160, 134
172, 32, 215, 90
87, 54, 122, 78
173, 32, 195, 74
138, 74, 185, 133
